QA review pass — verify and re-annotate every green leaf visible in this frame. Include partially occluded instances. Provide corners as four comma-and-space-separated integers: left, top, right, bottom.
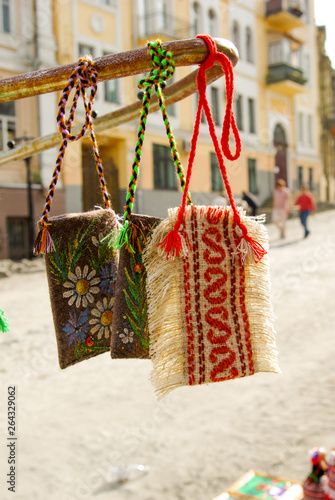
124, 267, 139, 299
124, 290, 141, 323
127, 315, 149, 349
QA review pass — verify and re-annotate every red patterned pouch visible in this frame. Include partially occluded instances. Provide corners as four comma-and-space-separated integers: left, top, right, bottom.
143, 35, 280, 398
34, 56, 118, 368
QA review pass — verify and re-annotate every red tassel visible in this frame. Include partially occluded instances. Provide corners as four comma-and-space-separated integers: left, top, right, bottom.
236, 234, 266, 263
157, 228, 191, 260
247, 236, 267, 262
157, 228, 183, 259
33, 225, 55, 255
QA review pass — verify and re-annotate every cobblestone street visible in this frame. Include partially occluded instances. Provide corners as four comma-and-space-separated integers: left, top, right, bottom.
0, 210, 334, 500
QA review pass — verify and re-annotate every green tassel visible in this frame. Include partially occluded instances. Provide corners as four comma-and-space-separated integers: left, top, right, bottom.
0, 309, 10, 333
103, 220, 134, 252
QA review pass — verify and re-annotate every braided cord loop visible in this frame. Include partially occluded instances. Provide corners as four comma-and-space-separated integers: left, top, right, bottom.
111, 40, 190, 251
33, 56, 110, 255
158, 34, 266, 263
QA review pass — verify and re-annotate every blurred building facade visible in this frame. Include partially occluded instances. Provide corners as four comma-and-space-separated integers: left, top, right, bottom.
0, 0, 332, 259
0, 0, 62, 260
317, 25, 335, 202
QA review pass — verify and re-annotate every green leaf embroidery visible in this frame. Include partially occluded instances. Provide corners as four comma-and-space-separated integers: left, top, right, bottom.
122, 235, 150, 350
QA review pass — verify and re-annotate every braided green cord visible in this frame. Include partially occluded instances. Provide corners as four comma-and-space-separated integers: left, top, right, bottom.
155, 83, 191, 206
111, 40, 191, 249
124, 85, 152, 223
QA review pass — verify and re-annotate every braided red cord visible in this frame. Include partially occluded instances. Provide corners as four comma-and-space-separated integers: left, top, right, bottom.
159, 34, 266, 262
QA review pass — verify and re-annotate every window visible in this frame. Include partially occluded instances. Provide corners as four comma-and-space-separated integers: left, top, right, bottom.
7, 218, 29, 260
298, 112, 304, 143
274, 123, 286, 144
0, 101, 16, 151
235, 95, 243, 131
0, 0, 10, 33
138, 0, 148, 37
298, 165, 304, 188
307, 114, 313, 146
232, 21, 241, 57
193, 2, 202, 36
79, 44, 94, 57
211, 87, 220, 126
246, 27, 253, 63
208, 9, 217, 37
104, 79, 118, 103
100, 0, 117, 6
210, 152, 223, 192
153, 144, 177, 189
248, 98, 256, 133
248, 158, 257, 194
103, 51, 119, 103
308, 167, 313, 191
156, 0, 169, 32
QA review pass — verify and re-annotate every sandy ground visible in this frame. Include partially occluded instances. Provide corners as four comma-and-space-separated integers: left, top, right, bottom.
0, 210, 334, 500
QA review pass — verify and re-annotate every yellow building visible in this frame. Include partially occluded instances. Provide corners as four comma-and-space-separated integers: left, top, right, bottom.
231, 0, 321, 204
0, 0, 63, 260
0, 0, 325, 258
317, 25, 335, 202
52, 0, 322, 220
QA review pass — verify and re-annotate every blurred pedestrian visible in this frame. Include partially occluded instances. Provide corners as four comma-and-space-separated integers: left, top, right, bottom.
273, 179, 291, 239
242, 191, 260, 217
294, 184, 316, 238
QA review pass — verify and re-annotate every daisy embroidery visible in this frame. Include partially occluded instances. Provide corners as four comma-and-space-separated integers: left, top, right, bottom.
63, 265, 100, 308
119, 327, 134, 344
62, 308, 90, 346
89, 297, 115, 339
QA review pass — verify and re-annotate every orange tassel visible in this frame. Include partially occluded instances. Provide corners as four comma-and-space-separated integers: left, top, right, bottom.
33, 225, 55, 255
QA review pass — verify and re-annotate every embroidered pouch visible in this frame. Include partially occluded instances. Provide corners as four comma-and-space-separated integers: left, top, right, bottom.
143, 35, 280, 398
34, 56, 119, 368
108, 41, 190, 359
43, 210, 118, 368
110, 214, 161, 359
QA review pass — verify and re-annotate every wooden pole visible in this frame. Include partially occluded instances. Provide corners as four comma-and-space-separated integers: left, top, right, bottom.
0, 38, 238, 103
0, 63, 225, 165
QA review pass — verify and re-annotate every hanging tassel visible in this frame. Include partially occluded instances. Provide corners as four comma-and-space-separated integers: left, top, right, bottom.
157, 221, 191, 260
33, 224, 55, 255
236, 234, 267, 263
104, 219, 134, 252
0, 309, 10, 333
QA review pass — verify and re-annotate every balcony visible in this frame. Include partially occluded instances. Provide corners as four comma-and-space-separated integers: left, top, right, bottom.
265, 0, 305, 31
267, 63, 306, 94
138, 12, 193, 42
266, 38, 306, 94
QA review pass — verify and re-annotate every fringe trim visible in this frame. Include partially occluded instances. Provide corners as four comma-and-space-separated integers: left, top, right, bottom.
143, 215, 187, 399
241, 214, 281, 375
144, 207, 280, 399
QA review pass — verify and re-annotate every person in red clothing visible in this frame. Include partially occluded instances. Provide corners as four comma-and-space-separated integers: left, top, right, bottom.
294, 184, 316, 238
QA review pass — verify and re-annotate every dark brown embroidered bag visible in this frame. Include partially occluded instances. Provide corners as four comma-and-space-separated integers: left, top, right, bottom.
34, 56, 118, 369
108, 40, 190, 359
